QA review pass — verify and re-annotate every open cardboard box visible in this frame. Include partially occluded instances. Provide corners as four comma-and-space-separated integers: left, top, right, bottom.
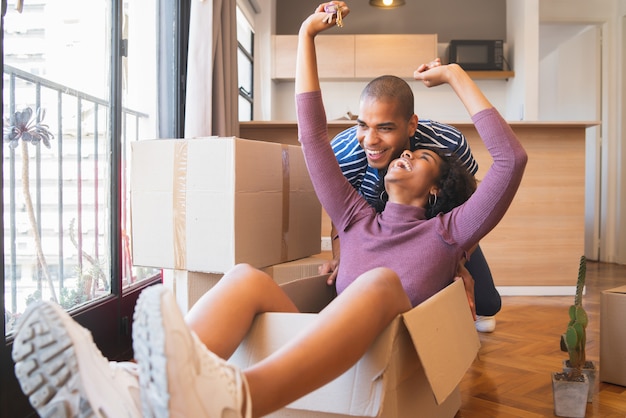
600, 285, 626, 387
230, 275, 480, 417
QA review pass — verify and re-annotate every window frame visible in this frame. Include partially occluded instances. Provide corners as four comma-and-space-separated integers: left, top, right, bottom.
237, 5, 254, 121
0, 0, 190, 415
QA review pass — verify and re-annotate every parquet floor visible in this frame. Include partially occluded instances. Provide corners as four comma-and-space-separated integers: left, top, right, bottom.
457, 260, 626, 417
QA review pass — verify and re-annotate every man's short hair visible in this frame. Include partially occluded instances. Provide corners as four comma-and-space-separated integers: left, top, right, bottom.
361, 75, 414, 120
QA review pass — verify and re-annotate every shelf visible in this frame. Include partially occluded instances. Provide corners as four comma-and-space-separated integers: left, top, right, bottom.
467, 71, 515, 80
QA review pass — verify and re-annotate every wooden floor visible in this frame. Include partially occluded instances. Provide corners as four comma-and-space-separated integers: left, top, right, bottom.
457, 260, 626, 417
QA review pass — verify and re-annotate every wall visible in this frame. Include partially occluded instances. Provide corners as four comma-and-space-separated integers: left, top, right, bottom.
538, 24, 601, 259
272, 77, 511, 122
539, 0, 625, 264
275, 0, 506, 42
269, 1, 510, 122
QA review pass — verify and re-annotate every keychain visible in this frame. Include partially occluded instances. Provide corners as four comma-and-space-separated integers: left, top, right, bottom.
322, 3, 343, 27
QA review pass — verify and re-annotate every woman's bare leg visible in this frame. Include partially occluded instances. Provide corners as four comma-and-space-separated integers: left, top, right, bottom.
245, 266, 411, 417
185, 263, 299, 359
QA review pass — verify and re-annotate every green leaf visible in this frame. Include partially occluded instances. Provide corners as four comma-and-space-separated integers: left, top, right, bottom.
565, 326, 578, 350
575, 306, 588, 327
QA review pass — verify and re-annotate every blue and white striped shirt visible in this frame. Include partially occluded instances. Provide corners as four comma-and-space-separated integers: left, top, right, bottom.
331, 121, 477, 210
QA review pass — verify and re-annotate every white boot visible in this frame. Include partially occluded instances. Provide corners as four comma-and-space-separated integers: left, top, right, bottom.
133, 284, 252, 418
12, 300, 142, 418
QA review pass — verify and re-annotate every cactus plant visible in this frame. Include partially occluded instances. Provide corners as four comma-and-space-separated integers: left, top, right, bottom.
563, 255, 589, 378
552, 256, 592, 417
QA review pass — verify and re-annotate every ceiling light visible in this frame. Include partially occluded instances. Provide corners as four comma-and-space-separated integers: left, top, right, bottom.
369, 0, 405, 8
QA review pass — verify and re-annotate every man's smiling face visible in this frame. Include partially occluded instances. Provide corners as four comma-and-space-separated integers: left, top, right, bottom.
356, 97, 417, 171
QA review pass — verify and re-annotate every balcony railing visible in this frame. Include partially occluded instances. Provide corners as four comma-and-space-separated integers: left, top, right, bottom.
3, 64, 150, 326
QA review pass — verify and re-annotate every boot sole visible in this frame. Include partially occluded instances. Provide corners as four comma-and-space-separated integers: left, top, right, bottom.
12, 301, 97, 418
133, 285, 170, 418
13, 301, 142, 418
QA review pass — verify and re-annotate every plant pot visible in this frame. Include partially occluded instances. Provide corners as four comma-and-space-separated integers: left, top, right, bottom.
563, 359, 597, 402
552, 371, 589, 417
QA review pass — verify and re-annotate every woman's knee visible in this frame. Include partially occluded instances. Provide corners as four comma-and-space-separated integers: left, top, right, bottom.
224, 263, 297, 312
357, 268, 407, 298
225, 263, 274, 287
348, 267, 411, 316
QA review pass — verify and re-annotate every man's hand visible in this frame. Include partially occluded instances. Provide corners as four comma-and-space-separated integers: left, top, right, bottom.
455, 260, 476, 320
319, 259, 339, 286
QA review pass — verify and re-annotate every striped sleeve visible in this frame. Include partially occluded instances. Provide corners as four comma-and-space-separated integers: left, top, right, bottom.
330, 125, 368, 189
331, 125, 384, 207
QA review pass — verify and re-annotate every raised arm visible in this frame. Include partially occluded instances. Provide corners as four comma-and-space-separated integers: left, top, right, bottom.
295, 2, 349, 95
295, 2, 369, 242
413, 63, 492, 117
414, 63, 528, 252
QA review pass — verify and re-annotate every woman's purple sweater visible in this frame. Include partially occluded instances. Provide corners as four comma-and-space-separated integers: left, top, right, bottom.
297, 91, 527, 307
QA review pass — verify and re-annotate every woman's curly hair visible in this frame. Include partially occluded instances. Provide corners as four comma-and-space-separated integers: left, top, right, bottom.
425, 149, 477, 219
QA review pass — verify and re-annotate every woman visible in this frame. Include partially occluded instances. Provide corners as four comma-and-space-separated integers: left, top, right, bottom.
12, 3, 527, 418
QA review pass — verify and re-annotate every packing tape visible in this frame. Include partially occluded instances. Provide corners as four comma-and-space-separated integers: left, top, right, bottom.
281, 144, 290, 261
173, 140, 188, 270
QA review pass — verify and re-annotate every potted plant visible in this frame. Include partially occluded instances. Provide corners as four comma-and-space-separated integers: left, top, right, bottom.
562, 255, 596, 400
4, 107, 57, 303
552, 255, 594, 417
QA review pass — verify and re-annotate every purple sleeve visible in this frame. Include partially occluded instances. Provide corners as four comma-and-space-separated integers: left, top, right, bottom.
440, 108, 528, 250
296, 91, 371, 231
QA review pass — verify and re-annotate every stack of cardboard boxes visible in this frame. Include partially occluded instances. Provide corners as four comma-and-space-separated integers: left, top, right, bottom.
130, 137, 480, 418
131, 137, 324, 310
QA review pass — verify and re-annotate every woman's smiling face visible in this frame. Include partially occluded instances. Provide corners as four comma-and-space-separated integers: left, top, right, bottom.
356, 97, 417, 171
385, 148, 443, 207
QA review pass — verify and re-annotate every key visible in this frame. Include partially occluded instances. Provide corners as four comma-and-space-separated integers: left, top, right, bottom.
323, 3, 343, 27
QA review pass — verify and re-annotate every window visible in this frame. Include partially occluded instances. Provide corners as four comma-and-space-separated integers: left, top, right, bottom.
2, 0, 162, 337
2, 0, 189, 414
237, 6, 254, 121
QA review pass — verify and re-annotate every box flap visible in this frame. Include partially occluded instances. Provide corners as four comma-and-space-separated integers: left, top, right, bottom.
279, 274, 336, 313
605, 285, 626, 295
402, 280, 480, 404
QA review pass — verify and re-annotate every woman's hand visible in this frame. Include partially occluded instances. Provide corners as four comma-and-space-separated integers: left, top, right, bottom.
413, 61, 463, 88
414, 58, 442, 74
300, 2, 350, 37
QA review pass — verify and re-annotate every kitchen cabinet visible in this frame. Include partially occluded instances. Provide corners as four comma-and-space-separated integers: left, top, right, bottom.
273, 34, 438, 80
273, 35, 355, 79
354, 34, 437, 78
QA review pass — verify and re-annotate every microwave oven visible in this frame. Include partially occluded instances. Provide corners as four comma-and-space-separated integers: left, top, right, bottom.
448, 40, 504, 71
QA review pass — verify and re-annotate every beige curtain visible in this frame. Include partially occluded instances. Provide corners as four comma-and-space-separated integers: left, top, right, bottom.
184, 0, 239, 138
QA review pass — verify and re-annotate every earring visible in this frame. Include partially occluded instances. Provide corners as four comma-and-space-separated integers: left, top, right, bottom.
428, 193, 438, 207
380, 190, 388, 201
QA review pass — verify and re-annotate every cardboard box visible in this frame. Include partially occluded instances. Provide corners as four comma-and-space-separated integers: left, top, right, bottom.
262, 253, 332, 284
600, 285, 626, 386
131, 137, 321, 273
230, 276, 480, 417
163, 253, 333, 314
162, 269, 223, 314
